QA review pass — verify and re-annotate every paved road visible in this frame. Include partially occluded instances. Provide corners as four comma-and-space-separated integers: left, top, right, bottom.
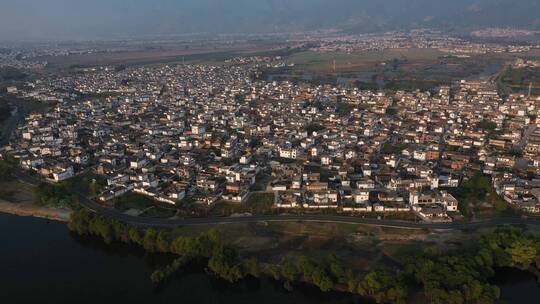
71, 187, 540, 230
83, 206, 540, 230
12, 169, 540, 230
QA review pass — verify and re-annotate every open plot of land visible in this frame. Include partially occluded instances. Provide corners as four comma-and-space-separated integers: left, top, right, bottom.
40, 49, 231, 69
285, 48, 447, 73
269, 48, 514, 91
209, 193, 275, 217
38, 43, 290, 70
0, 181, 36, 203
0, 180, 71, 221
498, 66, 540, 95
523, 49, 540, 59
113, 193, 155, 211
111, 192, 178, 218
168, 221, 479, 274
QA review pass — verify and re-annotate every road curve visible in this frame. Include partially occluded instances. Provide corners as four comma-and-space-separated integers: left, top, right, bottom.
12, 169, 540, 230
77, 195, 540, 230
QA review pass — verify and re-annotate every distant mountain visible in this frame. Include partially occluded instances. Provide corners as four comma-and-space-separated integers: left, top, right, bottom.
1, 0, 539, 40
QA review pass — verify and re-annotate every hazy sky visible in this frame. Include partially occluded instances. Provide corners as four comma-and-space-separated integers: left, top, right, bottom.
1, 0, 538, 41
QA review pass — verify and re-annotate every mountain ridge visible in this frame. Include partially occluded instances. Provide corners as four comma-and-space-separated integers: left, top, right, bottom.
0, 0, 539, 40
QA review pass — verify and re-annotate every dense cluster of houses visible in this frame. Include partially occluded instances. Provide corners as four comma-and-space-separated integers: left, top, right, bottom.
309, 29, 538, 55
4, 62, 540, 222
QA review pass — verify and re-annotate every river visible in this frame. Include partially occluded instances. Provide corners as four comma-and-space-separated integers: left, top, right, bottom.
492, 268, 540, 304
1, 213, 539, 304
0, 213, 367, 304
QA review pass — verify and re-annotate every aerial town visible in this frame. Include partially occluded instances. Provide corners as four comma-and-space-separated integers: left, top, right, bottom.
4, 1, 540, 302
3, 53, 540, 224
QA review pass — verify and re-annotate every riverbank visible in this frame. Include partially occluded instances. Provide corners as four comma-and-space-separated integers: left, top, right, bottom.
0, 199, 71, 222
67, 208, 540, 304
0, 211, 374, 304
3, 212, 539, 304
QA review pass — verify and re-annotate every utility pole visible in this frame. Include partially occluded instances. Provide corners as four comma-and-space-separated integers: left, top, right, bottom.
529, 82, 533, 98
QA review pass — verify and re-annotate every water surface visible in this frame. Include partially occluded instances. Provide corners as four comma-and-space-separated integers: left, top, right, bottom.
0, 213, 364, 304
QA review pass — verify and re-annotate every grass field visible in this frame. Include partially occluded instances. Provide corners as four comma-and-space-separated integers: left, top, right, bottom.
113, 193, 156, 211
208, 193, 275, 216
0, 180, 36, 203
112, 192, 180, 218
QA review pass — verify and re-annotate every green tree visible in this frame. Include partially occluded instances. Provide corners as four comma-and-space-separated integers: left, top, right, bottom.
242, 257, 260, 277
328, 254, 345, 283
297, 256, 317, 278
280, 259, 299, 282
90, 217, 114, 244
357, 271, 406, 304
385, 108, 398, 116
269, 264, 282, 280
311, 268, 333, 292
506, 240, 537, 269
155, 230, 170, 252
477, 120, 497, 131
128, 227, 142, 245
143, 228, 157, 252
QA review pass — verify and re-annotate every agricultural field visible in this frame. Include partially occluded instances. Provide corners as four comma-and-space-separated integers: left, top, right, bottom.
497, 66, 540, 95
37, 42, 290, 70
39, 49, 231, 69
285, 48, 446, 72
268, 48, 513, 91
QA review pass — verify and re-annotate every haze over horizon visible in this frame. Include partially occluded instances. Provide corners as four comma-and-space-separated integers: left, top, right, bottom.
1, 0, 539, 41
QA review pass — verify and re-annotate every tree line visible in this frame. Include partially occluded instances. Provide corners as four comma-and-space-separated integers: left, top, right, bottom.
35, 183, 79, 209
449, 173, 510, 219
69, 209, 257, 284
400, 226, 540, 304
